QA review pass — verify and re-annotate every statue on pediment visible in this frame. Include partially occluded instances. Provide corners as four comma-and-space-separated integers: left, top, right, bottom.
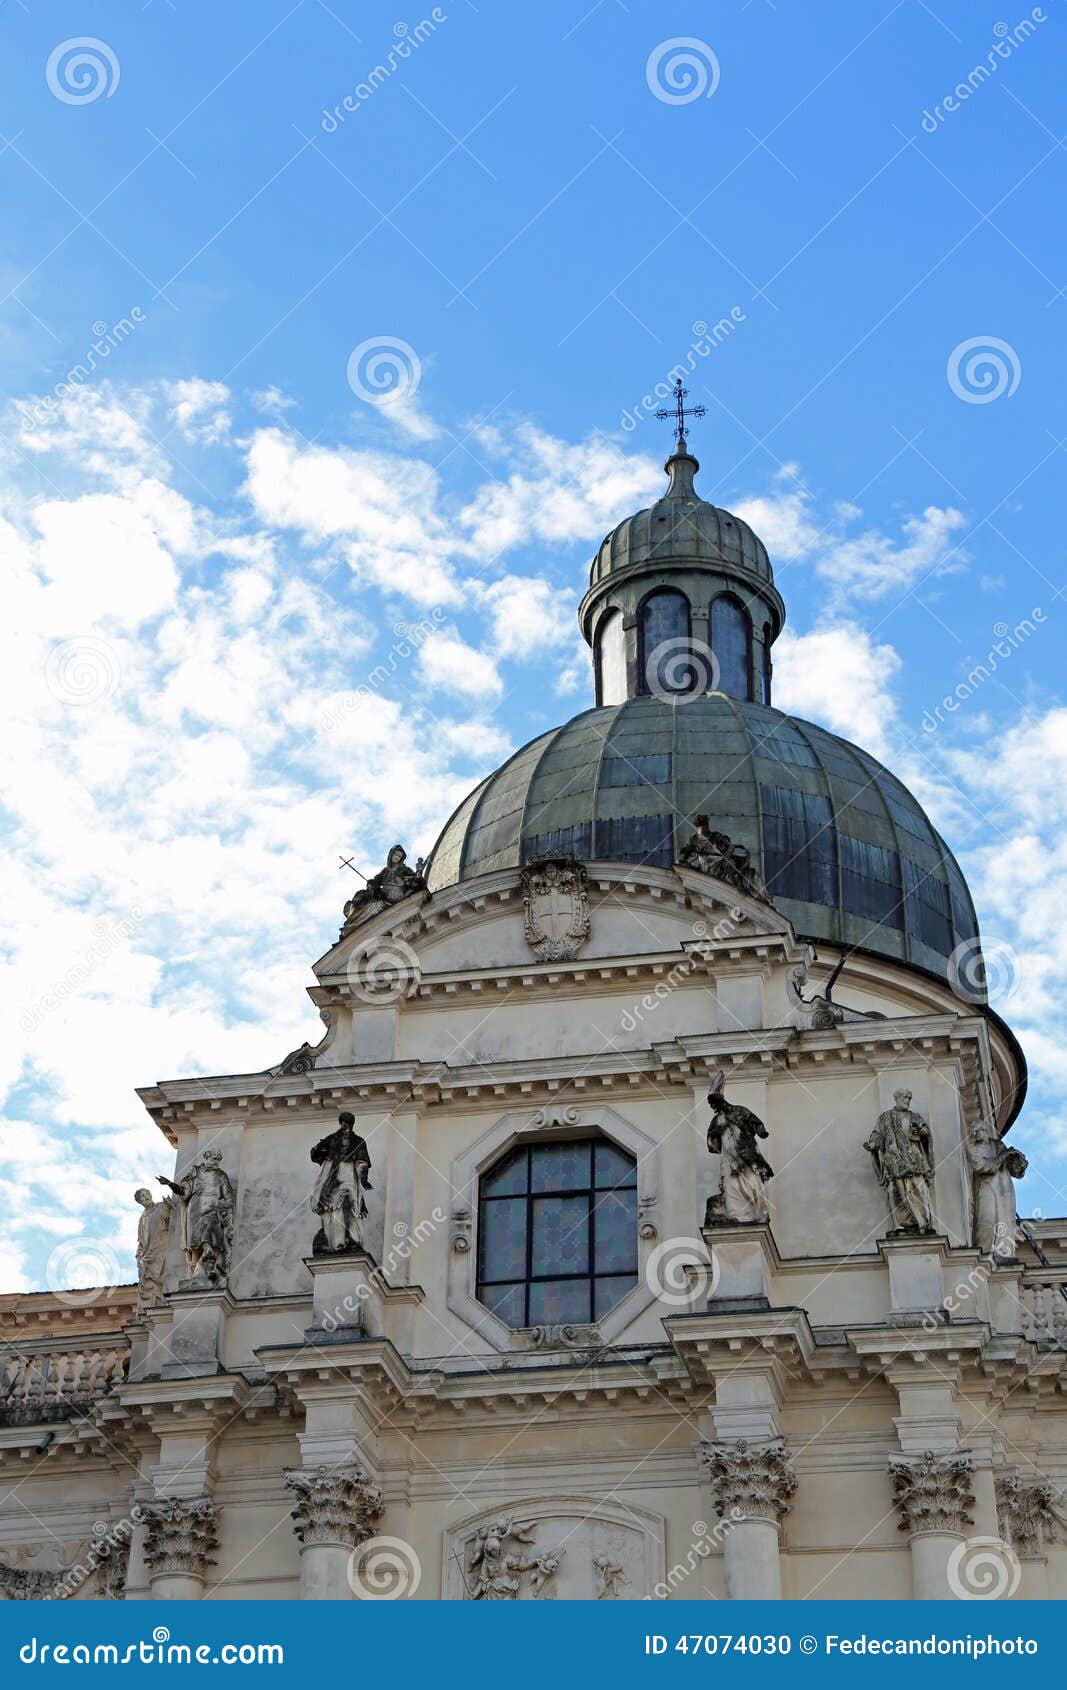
679, 815, 770, 904
864, 1089, 935, 1234
342, 844, 427, 932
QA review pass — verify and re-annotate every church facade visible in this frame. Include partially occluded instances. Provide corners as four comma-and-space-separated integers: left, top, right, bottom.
3, 411, 1065, 1602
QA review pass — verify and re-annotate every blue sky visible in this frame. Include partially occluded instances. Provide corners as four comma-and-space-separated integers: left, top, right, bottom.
1, 1, 1065, 1290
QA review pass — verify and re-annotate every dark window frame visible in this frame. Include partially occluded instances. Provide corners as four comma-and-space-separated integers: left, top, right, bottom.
637, 588, 692, 697
710, 592, 753, 701
476, 1137, 639, 1328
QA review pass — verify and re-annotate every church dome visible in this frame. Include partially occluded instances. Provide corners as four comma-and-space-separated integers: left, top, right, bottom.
424, 694, 982, 997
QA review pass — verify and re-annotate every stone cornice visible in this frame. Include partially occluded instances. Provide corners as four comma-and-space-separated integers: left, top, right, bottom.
136, 1015, 989, 1127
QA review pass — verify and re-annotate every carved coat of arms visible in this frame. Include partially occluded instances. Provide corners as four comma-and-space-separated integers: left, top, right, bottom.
521, 855, 591, 962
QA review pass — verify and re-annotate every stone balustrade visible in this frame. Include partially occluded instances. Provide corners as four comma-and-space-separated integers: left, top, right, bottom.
0, 1342, 130, 1425
1020, 1275, 1067, 1348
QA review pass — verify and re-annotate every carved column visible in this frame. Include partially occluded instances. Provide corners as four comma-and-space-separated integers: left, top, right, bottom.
141, 1497, 219, 1600
285, 1463, 383, 1600
699, 1439, 796, 1599
890, 1451, 975, 1599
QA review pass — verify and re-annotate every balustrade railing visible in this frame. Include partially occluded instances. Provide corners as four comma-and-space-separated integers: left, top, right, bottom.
1020, 1276, 1067, 1349
0, 1343, 129, 1425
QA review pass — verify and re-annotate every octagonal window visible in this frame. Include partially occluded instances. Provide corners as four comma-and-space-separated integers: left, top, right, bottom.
476, 1137, 638, 1327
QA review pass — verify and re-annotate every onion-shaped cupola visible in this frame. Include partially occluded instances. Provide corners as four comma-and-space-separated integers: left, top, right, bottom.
578, 384, 785, 707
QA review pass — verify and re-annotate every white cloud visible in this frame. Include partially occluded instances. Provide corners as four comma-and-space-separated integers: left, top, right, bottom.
166, 377, 232, 443
417, 631, 503, 699
773, 623, 902, 758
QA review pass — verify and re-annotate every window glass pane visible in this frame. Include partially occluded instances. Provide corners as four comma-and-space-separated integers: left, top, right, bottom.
531, 1195, 588, 1277
594, 1275, 637, 1318
597, 609, 626, 706
531, 1142, 591, 1192
482, 1146, 527, 1197
529, 1279, 590, 1325
711, 596, 751, 700
481, 1282, 526, 1327
594, 1189, 638, 1273
478, 1198, 527, 1282
761, 626, 772, 705
641, 591, 691, 696
594, 1142, 637, 1189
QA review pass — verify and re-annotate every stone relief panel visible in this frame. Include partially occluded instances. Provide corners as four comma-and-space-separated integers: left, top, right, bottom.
442, 1497, 665, 1601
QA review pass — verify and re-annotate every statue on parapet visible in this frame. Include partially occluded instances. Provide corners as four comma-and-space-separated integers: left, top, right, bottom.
864, 1088, 935, 1235
157, 1147, 235, 1287
309, 1110, 373, 1254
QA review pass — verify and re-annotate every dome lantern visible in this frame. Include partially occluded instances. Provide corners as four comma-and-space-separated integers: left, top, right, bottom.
579, 397, 785, 708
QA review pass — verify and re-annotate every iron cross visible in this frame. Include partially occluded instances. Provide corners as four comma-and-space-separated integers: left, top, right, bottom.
655, 377, 706, 449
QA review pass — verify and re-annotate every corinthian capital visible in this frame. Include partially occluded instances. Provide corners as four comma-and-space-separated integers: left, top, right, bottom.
889, 1451, 975, 1536
699, 1438, 797, 1523
285, 1463, 383, 1548
141, 1496, 219, 1580
996, 1472, 1056, 1557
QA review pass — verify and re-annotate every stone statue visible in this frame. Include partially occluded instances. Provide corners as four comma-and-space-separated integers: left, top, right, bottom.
342, 844, 427, 931
468, 1515, 537, 1600
310, 1111, 373, 1254
679, 815, 770, 903
134, 1188, 172, 1309
864, 1089, 935, 1234
791, 949, 886, 1030
157, 1147, 235, 1286
592, 1554, 627, 1599
705, 1069, 773, 1226
528, 1548, 564, 1598
966, 1121, 1027, 1259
